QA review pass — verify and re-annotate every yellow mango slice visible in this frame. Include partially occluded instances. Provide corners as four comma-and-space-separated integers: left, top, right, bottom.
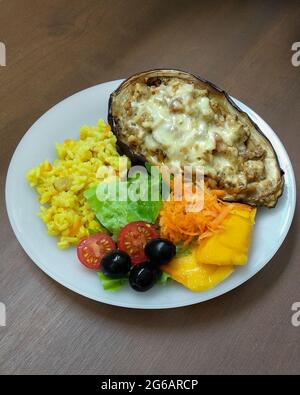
161, 249, 234, 292
196, 204, 256, 266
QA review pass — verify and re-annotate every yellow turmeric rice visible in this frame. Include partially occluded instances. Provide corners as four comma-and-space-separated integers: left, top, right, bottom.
26, 119, 127, 249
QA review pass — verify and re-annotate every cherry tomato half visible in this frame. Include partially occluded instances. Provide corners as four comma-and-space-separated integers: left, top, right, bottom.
77, 233, 116, 270
117, 221, 159, 265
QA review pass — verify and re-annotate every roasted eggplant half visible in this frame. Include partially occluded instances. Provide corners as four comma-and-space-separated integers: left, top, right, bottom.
108, 69, 284, 207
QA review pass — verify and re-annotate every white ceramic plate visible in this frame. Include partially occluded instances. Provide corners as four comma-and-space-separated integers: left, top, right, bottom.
6, 79, 296, 309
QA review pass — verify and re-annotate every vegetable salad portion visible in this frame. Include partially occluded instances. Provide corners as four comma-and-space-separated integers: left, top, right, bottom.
27, 119, 257, 294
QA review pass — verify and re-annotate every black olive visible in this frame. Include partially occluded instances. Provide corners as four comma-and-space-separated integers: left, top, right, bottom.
129, 263, 158, 292
101, 250, 132, 278
144, 238, 176, 266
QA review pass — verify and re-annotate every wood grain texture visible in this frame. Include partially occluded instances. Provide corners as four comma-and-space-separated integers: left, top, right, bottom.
0, 0, 299, 375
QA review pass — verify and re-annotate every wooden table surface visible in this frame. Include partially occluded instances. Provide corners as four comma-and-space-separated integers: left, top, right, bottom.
0, 0, 299, 375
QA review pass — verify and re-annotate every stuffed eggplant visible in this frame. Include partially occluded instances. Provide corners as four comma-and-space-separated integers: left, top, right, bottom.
108, 69, 284, 207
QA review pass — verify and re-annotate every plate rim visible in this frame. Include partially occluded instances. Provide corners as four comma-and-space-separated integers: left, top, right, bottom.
5, 81, 297, 309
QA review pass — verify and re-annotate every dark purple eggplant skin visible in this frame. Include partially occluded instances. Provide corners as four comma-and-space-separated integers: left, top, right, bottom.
107, 69, 284, 206
108, 93, 146, 166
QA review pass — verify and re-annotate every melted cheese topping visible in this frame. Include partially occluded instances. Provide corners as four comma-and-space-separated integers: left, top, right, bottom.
116, 78, 265, 192
122, 79, 248, 176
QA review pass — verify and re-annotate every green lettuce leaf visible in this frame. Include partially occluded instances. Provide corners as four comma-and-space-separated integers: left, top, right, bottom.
157, 271, 172, 285
84, 169, 163, 238
98, 272, 127, 292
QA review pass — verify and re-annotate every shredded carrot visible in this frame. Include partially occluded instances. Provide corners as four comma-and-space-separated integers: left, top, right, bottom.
159, 184, 232, 245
